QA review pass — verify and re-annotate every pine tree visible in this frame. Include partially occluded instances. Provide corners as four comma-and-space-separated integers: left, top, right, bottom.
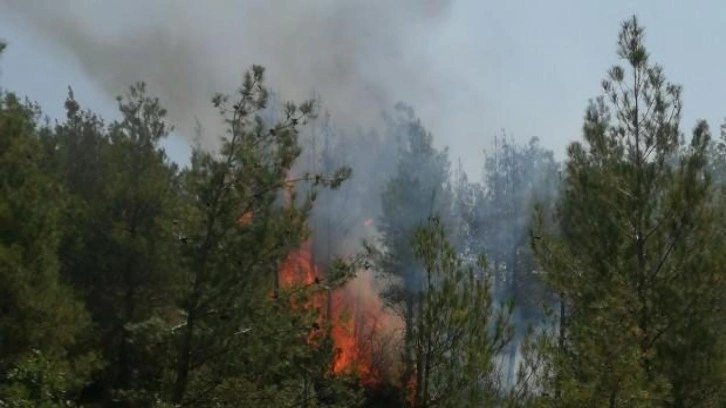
168, 65, 351, 406
408, 216, 513, 407
44, 84, 183, 405
479, 136, 558, 314
532, 16, 726, 406
0, 89, 97, 406
474, 136, 559, 386
378, 103, 454, 384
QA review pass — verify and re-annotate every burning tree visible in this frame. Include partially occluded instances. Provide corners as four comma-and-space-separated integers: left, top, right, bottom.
168, 65, 354, 406
280, 98, 408, 390
276, 224, 405, 388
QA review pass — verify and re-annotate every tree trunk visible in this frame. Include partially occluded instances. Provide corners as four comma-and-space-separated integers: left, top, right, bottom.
172, 308, 196, 404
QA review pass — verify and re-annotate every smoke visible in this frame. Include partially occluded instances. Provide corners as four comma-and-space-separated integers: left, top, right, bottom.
4, 0, 559, 389
2, 0, 455, 152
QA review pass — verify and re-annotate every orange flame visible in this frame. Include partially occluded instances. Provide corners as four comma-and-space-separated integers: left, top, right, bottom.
273, 177, 401, 385
328, 269, 403, 384
278, 240, 317, 287
276, 239, 402, 385
237, 211, 253, 225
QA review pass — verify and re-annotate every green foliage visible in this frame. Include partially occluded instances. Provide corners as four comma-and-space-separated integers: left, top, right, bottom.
2, 15, 726, 407
453, 136, 560, 389
532, 16, 726, 406
168, 65, 355, 406
377, 104, 454, 386
707, 119, 726, 189
476, 136, 558, 311
0, 91, 98, 406
40, 83, 183, 405
0, 60, 358, 406
0, 350, 100, 408
409, 216, 514, 407
380, 103, 453, 286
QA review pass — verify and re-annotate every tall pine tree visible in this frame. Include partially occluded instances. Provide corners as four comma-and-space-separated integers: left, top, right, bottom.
533, 16, 726, 406
409, 216, 513, 407
0, 49, 98, 405
378, 103, 453, 386
169, 65, 352, 406
43, 84, 182, 406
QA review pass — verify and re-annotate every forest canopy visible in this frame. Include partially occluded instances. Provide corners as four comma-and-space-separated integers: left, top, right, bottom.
0, 16, 724, 408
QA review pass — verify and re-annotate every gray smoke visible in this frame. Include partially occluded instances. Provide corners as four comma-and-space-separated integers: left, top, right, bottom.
3, 1, 564, 390
1, 0, 455, 152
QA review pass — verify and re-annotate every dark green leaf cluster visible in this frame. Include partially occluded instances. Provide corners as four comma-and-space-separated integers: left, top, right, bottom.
0, 54, 358, 406
409, 216, 514, 407
2, 14, 726, 408
531, 16, 726, 407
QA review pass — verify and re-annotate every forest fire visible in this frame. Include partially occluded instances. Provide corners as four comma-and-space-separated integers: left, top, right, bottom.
277, 240, 317, 288
277, 235, 402, 385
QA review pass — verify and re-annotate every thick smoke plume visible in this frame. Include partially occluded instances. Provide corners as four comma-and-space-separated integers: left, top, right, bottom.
2, 0, 455, 151
4, 0, 555, 389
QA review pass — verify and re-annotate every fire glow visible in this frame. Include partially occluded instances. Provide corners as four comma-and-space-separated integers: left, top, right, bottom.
277, 237, 402, 385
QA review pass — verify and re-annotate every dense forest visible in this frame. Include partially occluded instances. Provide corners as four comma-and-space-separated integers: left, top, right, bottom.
1, 16, 725, 407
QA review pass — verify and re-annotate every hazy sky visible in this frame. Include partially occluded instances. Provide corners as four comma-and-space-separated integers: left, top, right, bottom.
1, 0, 725, 178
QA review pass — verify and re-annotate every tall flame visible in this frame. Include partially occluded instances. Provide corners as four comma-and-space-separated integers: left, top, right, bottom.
278, 240, 317, 287
329, 269, 403, 383
276, 235, 402, 385
273, 178, 402, 385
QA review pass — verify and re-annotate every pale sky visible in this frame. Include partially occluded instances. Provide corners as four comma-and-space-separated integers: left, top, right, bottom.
1, 1, 725, 177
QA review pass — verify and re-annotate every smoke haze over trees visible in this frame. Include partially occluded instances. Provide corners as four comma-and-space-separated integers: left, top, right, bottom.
1, 9, 726, 408
0, 0, 456, 162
